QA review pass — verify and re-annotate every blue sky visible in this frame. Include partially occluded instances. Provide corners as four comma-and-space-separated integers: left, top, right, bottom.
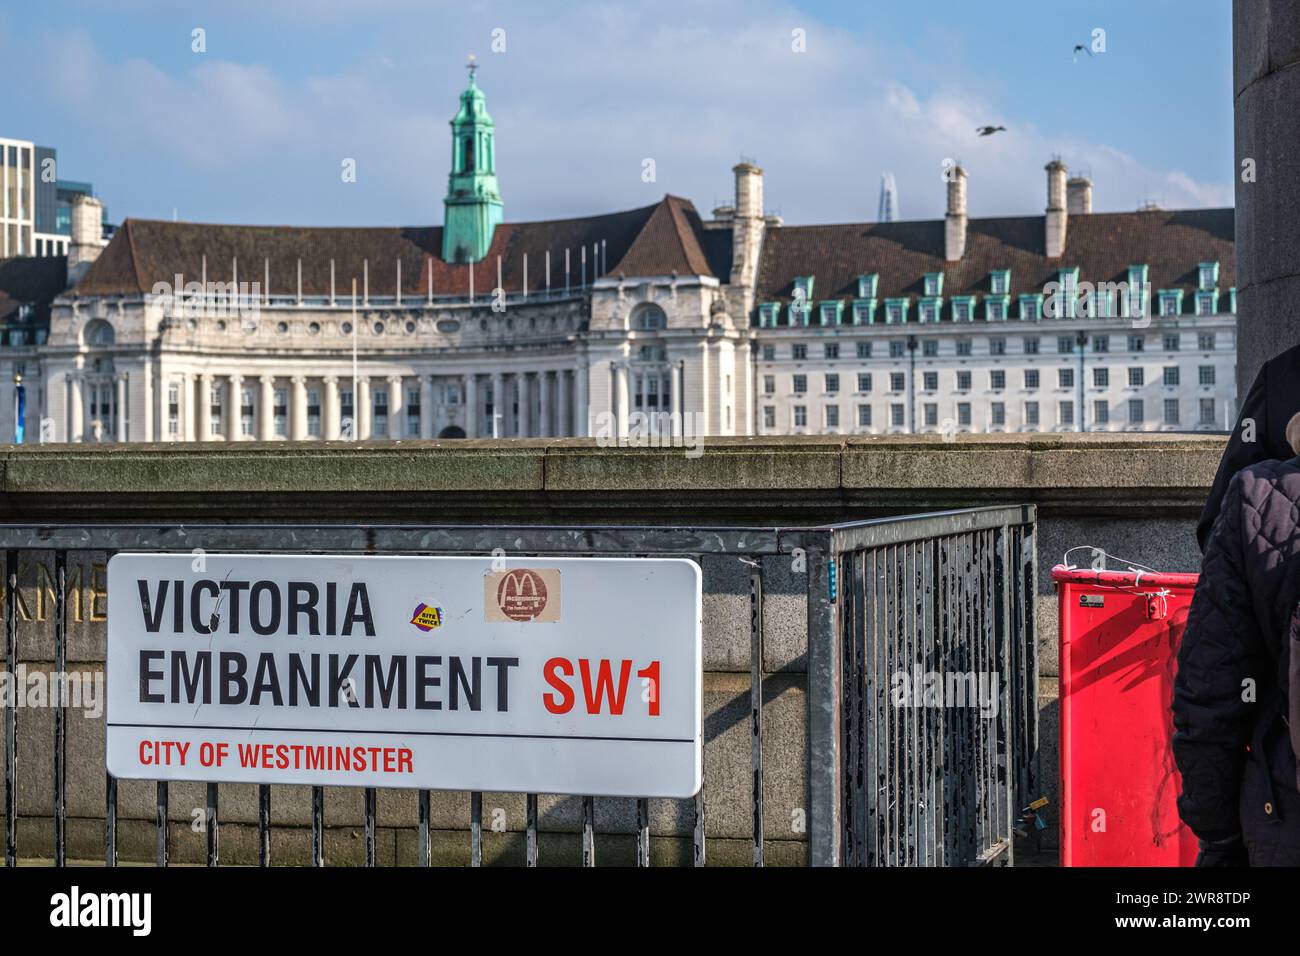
1, 0, 1233, 228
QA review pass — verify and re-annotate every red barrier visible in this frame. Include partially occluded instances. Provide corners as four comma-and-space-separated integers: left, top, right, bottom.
1052, 564, 1200, 866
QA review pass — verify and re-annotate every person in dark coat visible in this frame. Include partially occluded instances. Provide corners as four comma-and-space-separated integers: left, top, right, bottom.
1197, 344, 1300, 551
1173, 415, 1300, 866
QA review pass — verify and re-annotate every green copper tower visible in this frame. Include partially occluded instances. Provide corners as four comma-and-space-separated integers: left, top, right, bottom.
442, 57, 503, 264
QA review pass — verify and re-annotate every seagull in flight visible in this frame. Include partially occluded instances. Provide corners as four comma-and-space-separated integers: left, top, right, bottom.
1073, 44, 1093, 62
976, 125, 1006, 137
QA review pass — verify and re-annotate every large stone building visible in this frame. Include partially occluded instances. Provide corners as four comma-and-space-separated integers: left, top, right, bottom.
0, 70, 1236, 444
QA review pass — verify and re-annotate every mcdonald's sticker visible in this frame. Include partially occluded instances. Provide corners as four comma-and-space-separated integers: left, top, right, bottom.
485, 568, 561, 623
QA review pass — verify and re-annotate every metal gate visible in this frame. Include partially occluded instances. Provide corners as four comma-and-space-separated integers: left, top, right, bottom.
0, 505, 1035, 867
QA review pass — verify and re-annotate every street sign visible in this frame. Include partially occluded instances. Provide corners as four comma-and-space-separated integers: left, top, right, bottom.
106, 554, 702, 798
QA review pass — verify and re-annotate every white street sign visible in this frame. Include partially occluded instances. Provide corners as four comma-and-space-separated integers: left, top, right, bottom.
106, 554, 702, 798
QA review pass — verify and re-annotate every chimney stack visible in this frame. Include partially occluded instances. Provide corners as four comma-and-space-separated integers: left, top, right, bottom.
729, 161, 767, 316
1045, 159, 1068, 258
1067, 176, 1093, 214
67, 194, 108, 284
944, 164, 968, 261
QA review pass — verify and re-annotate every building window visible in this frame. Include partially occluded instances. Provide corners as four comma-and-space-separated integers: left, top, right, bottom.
956, 371, 971, 391
857, 373, 872, 392
1024, 369, 1040, 389
1058, 336, 1074, 354
209, 385, 224, 436
793, 405, 807, 428
1199, 262, 1219, 289
763, 375, 775, 395
1129, 398, 1145, 423
1196, 293, 1217, 316
858, 274, 879, 298
339, 389, 353, 434
1086, 399, 1106, 426
1164, 398, 1180, 424
275, 388, 289, 436
990, 370, 1005, 390
825, 374, 840, 394
825, 405, 839, 428
1128, 367, 1145, 387
857, 404, 872, 427
991, 402, 1006, 427
763, 406, 776, 429
1025, 401, 1040, 426
1093, 367, 1109, 388
1058, 368, 1074, 389
1163, 333, 1181, 352
986, 298, 1006, 321
793, 374, 807, 394
1163, 366, 1180, 386
242, 387, 256, 437
1199, 365, 1216, 386
819, 301, 843, 326
761, 345, 776, 361
407, 387, 421, 435
923, 339, 939, 357
1023, 337, 1040, 355
856, 341, 872, 359
758, 303, 781, 327
1158, 292, 1181, 316
852, 300, 876, 325
792, 344, 807, 361
889, 341, 906, 358
885, 299, 908, 324
824, 343, 839, 359
924, 403, 938, 427
1020, 296, 1041, 321
891, 404, 905, 427
955, 339, 972, 357
918, 300, 938, 323
953, 300, 972, 322
957, 403, 972, 427
890, 372, 906, 392
1198, 332, 1216, 351
990, 270, 1010, 295
373, 388, 389, 438
1128, 335, 1145, 352
1059, 401, 1075, 426
1093, 335, 1110, 353
1199, 398, 1216, 425
923, 371, 938, 391
989, 337, 1006, 356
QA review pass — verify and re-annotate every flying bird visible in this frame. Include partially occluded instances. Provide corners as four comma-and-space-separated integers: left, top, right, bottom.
1073, 44, 1093, 62
976, 125, 1006, 137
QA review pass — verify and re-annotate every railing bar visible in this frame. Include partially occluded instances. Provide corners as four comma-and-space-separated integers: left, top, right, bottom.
53, 550, 67, 867
364, 786, 376, 867
581, 795, 595, 867
526, 793, 538, 867
636, 797, 650, 867
4, 549, 16, 868
206, 782, 219, 867
419, 790, 431, 867
470, 791, 483, 867
311, 785, 324, 867
105, 773, 117, 867
156, 781, 169, 867
693, 789, 705, 867
258, 784, 271, 867
750, 567, 764, 867
867, 546, 881, 867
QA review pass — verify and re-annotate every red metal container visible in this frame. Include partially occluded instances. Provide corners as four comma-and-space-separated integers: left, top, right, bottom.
1052, 564, 1200, 866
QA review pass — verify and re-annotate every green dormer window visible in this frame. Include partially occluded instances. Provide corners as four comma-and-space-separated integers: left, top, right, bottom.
986, 296, 1009, 321
792, 275, 814, 302
1091, 287, 1113, 318
884, 298, 909, 324
1019, 294, 1043, 321
1158, 289, 1184, 317
852, 299, 877, 325
857, 274, 878, 298
758, 302, 781, 327
1050, 268, 1079, 319
1127, 264, 1149, 288
818, 300, 844, 326
923, 273, 944, 297
1195, 291, 1217, 316
990, 270, 1011, 295
1198, 262, 1219, 290
918, 297, 942, 323
951, 295, 976, 322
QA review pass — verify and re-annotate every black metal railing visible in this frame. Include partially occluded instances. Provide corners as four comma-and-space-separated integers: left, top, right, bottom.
0, 506, 1035, 867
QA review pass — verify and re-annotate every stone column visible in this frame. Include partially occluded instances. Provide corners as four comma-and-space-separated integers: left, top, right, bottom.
323, 375, 339, 440
226, 374, 242, 441
574, 360, 589, 437
357, 376, 372, 439
518, 372, 533, 437
198, 373, 212, 441
1234, 1, 1300, 389
538, 371, 552, 438
259, 375, 275, 440
388, 375, 405, 438
615, 362, 630, 438
291, 375, 307, 441
115, 373, 127, 442
420, 375, 434, 439
69, 373, 83, 443
490, 372, 504, 437
464, 373, 478, 438
556, 370, 570, 438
